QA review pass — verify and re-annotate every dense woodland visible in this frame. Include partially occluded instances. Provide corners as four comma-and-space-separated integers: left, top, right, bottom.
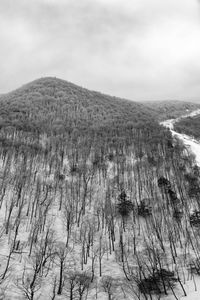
174, 115, 200, 140
0, 78, 199, 299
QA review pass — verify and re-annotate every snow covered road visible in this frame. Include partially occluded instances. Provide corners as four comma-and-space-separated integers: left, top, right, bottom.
161, 109, 200, 166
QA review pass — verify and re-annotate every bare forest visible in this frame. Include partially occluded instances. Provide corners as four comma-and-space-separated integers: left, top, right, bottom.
0, 79, 199, 299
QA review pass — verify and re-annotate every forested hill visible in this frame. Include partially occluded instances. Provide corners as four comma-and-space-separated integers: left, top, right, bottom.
0, 77, 199, 135
0, 77, 156, 134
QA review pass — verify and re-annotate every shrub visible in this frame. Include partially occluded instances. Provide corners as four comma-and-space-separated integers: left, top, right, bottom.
138, 269, 177, 295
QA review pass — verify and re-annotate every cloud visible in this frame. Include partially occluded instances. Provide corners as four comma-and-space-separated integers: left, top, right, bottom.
0, 0, 200, 101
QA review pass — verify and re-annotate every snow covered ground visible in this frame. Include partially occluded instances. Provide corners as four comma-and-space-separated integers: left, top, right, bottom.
0, 110, 200, 299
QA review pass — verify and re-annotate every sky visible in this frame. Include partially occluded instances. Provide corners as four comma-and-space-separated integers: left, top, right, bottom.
1, 0, 200, 101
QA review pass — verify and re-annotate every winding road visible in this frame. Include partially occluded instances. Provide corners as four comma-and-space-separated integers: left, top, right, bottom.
160, 109, 200, 166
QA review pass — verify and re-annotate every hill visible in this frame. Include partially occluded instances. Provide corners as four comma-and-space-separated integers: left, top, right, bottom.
0, 77, 156, 134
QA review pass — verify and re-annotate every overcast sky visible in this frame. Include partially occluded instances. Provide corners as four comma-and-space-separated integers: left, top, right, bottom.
1, 0, 200, 101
